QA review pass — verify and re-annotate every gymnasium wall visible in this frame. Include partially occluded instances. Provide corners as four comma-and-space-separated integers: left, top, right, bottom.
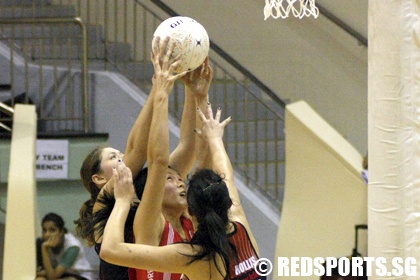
0, 136, 109, 233
274, 100, 367, 279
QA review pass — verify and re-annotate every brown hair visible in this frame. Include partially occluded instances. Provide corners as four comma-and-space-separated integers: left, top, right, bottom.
74, 146, 104, 246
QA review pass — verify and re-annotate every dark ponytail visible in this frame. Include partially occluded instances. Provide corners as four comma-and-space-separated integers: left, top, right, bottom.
75, 197, 97, 246
186, 169, 235, 279
74, 147, 103, 246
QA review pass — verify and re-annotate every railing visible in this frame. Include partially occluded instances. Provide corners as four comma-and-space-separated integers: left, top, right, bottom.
0, 0, 285, 209
0, 101, 13, 132
0, 16, 89, 133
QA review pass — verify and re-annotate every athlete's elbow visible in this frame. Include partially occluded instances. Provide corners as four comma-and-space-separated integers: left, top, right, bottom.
99, 245, 116, 264
99, 246, 108, 260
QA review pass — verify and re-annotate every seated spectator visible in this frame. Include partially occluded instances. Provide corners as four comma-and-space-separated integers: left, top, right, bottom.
36, 212, 97, 280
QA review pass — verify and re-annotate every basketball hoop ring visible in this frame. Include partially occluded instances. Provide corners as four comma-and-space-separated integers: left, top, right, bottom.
264, 0, 319, 20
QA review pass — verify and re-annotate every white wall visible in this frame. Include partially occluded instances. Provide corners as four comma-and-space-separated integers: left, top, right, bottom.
275, 101, 367, 279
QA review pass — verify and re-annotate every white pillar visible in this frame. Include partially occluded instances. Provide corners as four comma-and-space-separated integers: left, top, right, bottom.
368, 0, 420, 278
2, 104, 37, 279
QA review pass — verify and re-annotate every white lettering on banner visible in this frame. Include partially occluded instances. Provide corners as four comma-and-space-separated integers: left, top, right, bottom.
36, 140, 69, 179
235, 256, 257, 275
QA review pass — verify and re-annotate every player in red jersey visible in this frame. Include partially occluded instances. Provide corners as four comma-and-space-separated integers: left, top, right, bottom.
76, 35, 210, 280
101, 101, 265, 280
129, 36, 212, 280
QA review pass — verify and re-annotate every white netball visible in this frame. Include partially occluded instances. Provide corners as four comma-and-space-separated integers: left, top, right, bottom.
152, 16, 210, 73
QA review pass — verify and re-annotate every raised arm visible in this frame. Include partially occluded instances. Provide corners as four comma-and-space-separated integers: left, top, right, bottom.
90, 84, 154, 210
99, 39, 160, 193
89, 50, 157, 244
100, 162, 197, 277
91, 85, 156, 240
123, 83, 156, 179
169, 57, 213, 178
133, 37, 186, 245
100, 161, 135, 264
196, 105, 260, 253
196, 105, 237, 204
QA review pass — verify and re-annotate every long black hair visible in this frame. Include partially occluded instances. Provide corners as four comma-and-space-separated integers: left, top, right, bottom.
186, 168, 235, 279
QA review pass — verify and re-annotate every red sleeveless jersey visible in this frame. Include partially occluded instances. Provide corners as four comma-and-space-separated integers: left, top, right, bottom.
130, 216, 194, 280
228, 222, 266, 280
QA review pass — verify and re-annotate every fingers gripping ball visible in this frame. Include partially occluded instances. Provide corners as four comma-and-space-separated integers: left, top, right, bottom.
152, 16, 210, 73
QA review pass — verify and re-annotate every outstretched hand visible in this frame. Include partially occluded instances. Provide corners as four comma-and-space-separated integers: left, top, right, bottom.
112, 161, 134, 203
151, 36, 187, 94
195, 103, 231, 141
181, 57, 213, 98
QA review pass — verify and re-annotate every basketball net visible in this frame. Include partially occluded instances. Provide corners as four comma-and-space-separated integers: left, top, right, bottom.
264, 0, 319, 20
